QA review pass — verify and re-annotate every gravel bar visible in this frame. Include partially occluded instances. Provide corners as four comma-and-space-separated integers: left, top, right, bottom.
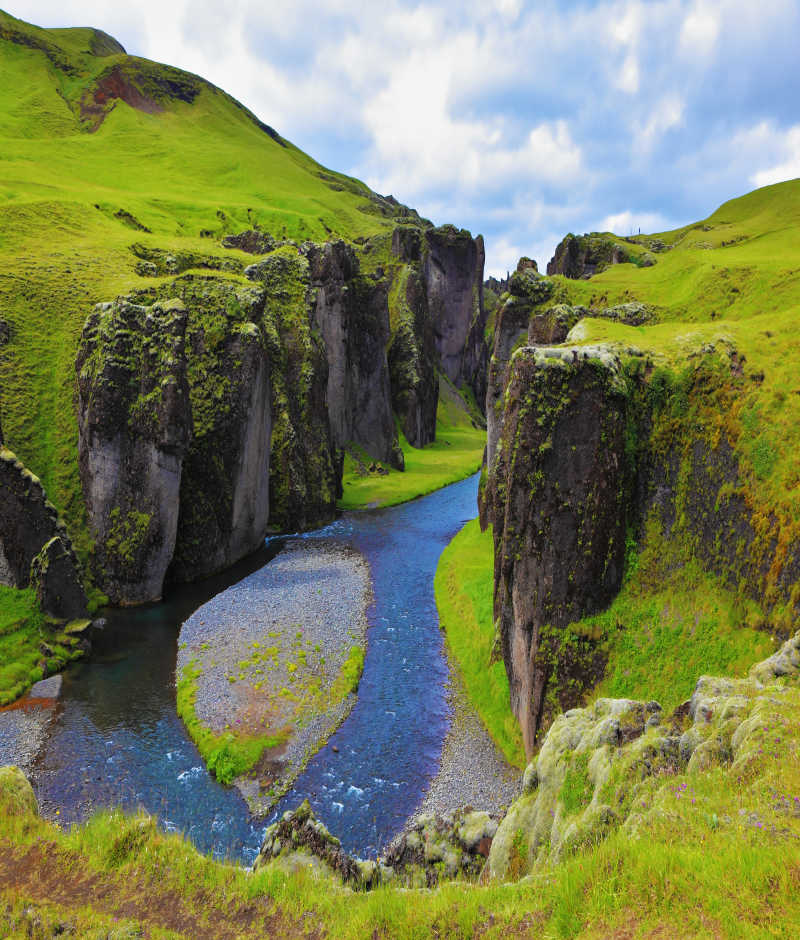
177, 538, 371, 813
411, 662, 521, 820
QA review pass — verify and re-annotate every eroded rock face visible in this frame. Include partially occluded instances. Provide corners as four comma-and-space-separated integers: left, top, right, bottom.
308, 241, 402, 468
30, 536, 88, 620
167, 279, 272, 581
0, 449, 87, 616
488, 630, 800, 881
546, 233, 634, 279
424, 225, 487, 401
254, 800, 500, 890
246, 250, 338, 530
486, 347, 629, 755
387, 263, 439, 448
76, 299, 192, 604
485, 268, 555, 476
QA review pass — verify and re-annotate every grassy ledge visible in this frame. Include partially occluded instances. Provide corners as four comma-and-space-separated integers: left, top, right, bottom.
338, 382, 486, 511
0, 585, 85, 706
2, 757, 799, 938
434, 519, 526, 768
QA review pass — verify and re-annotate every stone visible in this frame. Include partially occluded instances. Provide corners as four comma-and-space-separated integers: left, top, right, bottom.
29, 536, 88, 619
0, 448, 87, 615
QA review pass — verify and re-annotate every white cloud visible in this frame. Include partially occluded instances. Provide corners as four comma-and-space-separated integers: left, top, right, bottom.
637, 94, 685, 150
679, 2, 720, 55
751, 126, 800, 188
596, 210, 673, 236
10, 0, 800, 283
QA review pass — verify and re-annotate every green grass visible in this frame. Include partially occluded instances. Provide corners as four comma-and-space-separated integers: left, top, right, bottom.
434, 519, 525, 768
2, 741, 800, 938
0, 585, 86, 706
0, 10, 398, 565
176, 659, 282, 785
338, 383, 486, 511
0, 586, 46, 705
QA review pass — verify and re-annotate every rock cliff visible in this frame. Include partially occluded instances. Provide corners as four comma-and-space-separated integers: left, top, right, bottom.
307, 241, 402, 469
76, 220, 488, 601
76, 298, 192, 604
0, 448, 87, 618
546, 232, 635, 278
485, 346, 629, 755
423, 225, 487, 405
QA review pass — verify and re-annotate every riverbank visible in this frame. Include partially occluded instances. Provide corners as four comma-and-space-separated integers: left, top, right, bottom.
434, 519, 526, 769
338, 380, 485, 510
412, 664, 519, 819
176, 539, 371, 813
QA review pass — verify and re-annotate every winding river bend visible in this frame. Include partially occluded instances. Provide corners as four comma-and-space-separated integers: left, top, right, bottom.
29, 473, 480, 863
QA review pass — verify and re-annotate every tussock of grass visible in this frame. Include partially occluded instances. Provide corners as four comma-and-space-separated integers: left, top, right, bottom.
434, 519, 525, 768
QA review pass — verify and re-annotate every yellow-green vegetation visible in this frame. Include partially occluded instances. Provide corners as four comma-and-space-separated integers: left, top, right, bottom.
176, 659, 282, 785
584, 517, 774, 711
554, 181, 800, 622
338, 383, 485, 510
177, 637, 364, 786
0, 585, 84, 705
2, 718, 800, 939
0, 10, 398, 563
434, 519, 525, 768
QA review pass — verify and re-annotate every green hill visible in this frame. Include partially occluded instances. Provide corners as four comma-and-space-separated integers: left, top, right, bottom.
0, 8, 420, 557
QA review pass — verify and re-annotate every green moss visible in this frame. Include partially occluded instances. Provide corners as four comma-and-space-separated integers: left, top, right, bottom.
104, 507, 152, 566
561, 753, 593, 816
176, 659, 282, 785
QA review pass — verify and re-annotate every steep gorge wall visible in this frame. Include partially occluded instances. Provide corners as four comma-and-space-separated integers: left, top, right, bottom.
485, 315, 800, 755
76, 221, 487, 604
485, 347, 629, 755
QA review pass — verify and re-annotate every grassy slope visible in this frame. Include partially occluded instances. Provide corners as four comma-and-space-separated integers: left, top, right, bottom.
0, 9, 394, 560
435, 519, 525, 768
2, 736, 799, 938
436, 181, 800, 766
338, 377, 486, 510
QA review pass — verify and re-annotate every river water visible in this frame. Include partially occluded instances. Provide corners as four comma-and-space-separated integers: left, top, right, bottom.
29, 473, 480, 863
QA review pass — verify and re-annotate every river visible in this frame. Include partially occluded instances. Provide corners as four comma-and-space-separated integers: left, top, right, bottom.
27, 473, 480, 863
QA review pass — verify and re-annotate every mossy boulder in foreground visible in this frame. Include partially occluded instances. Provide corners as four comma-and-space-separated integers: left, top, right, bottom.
488, 629, 800, 880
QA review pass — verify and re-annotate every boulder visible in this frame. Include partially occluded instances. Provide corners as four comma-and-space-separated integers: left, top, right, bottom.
0, 448, 87, 616
30, 536, 88, 620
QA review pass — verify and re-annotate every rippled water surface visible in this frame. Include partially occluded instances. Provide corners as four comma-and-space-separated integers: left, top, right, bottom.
32, 473, 480, 862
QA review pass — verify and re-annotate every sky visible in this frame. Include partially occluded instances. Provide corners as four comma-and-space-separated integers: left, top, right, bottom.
10, 0, 800, 276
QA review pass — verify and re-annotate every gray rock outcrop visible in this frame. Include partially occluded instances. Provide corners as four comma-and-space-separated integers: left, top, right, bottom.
485, 347, 629, 755
308, 241, 402, 468
76, 298, 192, 604
0, 447, 87, 617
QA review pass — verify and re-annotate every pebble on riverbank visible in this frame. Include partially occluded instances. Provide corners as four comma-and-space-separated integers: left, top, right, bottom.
177, 539, 371, 813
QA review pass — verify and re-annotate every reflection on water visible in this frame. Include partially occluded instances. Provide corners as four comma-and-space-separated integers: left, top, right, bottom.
32, 474, 480, 863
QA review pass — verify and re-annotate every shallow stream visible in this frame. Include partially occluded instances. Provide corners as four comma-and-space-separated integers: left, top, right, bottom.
29, 473, 480, 863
